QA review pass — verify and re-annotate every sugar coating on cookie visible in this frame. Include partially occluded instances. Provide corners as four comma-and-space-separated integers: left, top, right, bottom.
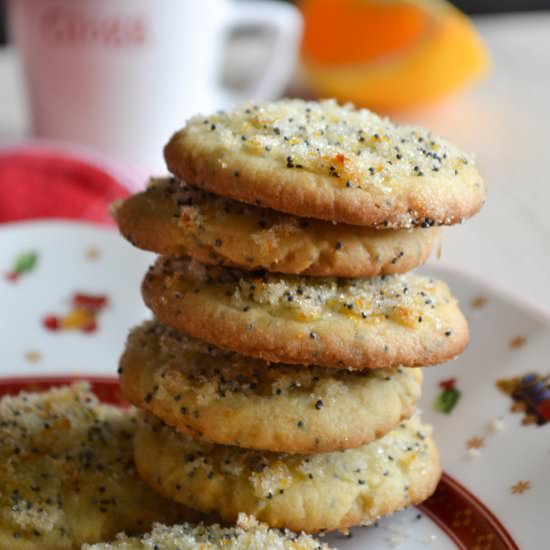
142, 257, 469, 369
134, 412, 440, 533
115, 177, 439, 276
0, 384, 197, 550
165, 99, 485, 227
83, 514, 331, 549
120, 321, 422, 453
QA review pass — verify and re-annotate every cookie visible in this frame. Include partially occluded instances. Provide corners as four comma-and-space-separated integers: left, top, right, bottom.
115, 177, 439, 277
83, 514, 331, 550
0, 384, 200, 550
164, 99, 485, 228
142, 257, 468, 370
134, 412, 440, 533
119, 321, 422, 453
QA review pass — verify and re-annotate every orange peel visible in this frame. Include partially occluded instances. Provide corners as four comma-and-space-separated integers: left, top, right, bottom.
300, 0, 490, 110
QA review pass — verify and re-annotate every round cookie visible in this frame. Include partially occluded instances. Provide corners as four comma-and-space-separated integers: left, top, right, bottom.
83, 514, 332, 550
134, 413, 441, 533
142, 257, 469, 370
119, 321, 423, 453
115, 177, 439, 277
0, 384, 200, 550
164, 99, 485, 228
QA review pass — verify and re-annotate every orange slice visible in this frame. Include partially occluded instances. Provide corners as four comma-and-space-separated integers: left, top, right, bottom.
300, 0, 490, 111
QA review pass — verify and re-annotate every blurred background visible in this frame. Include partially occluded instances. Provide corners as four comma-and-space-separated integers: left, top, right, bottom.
2, 0, 550, 43
0, 0, 549, 311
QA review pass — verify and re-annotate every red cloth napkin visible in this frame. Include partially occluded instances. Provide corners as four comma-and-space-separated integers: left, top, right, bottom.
0, 152, 130, 225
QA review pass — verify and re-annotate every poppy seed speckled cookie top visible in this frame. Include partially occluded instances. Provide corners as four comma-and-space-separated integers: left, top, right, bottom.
83, 514, 332, 550
134, 412, 440, 533
114, 178, 439, 277
141, 256, 468, 370
0, 384, 200, 550
165, 99, 485, 227
119, 321, 422, 453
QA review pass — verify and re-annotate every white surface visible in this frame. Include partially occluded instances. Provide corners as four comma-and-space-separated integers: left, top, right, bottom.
421, 265, 550, 550
398, 14, 550, 316
0, 13, 549, 311
325, 507, 455, 550
2, 220, 549, 549
0, 222, 154, 376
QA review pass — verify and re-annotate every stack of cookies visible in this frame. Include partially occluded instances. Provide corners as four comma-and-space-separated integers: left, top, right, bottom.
114, 99, 484, 534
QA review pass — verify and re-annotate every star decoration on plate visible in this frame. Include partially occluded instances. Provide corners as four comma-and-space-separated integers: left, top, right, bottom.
511, 481, 530, 495
466, 436, 485, 450
24, 350, 42, 364
85, 246, 101, 261
509, 336, 527, 349
470, 295, 488, 309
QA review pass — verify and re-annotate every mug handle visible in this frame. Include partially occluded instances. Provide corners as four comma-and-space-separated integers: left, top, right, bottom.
220, 1, 303, 103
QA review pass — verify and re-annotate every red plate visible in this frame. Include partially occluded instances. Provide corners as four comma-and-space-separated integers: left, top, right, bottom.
0, 376, 519, 549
